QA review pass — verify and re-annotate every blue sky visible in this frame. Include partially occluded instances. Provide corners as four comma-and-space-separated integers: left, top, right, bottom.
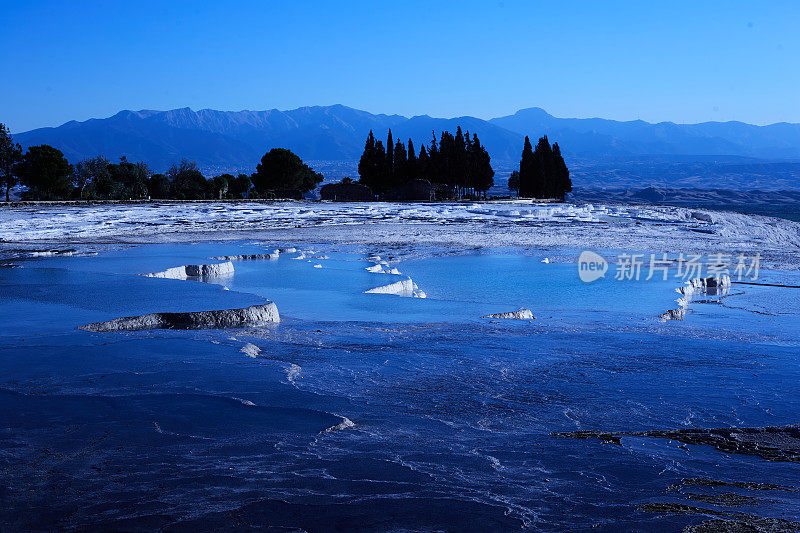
1, 0, 798, 132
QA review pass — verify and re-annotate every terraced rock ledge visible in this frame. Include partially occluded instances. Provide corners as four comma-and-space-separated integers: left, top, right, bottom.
143, 261, 235, 279
80, 302, 280, 332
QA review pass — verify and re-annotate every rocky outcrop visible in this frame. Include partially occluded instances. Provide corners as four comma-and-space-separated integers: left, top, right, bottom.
80, 302, 280, 332
212, 253, 278, 261
685, 274, 731, 294
659, 307, 687, 321
365, 278, 416, 296
144, 261, 234, 279
365, 263, 401, 274
364, 277, 425, 298
482, 308, 535, 320
661, 275, 731, 321
29, 248, 77, 257
553, 424, 800, 463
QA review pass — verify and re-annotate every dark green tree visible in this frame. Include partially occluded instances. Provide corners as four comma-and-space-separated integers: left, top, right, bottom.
518, 136, 571, 199
228, 174, 253, 198
392, 139, 407, 187
17, 145, 73, 200
417, 144, 429, 180
533, 136, 553, 198
211, 173, 234, 199
437, 131, 455, 188
357, 131, 388, 197
427, 131, 440, 183
357, 128, 495, 200
453, 127, 468, 196
0, 123, 23, 202
518, 136, 535, 198
74, 156, 111, 199
386, 129, 394, 183
147, 173, 171, 199
108, 157, 150, 199
358, 130, 379, 194
552, 143, 572, 200
507, 171, 520, 197
168, 159, 208, 199
469, 134, 494, 198
374, 140, 387, 194
253, 148, 323, 194
406, 138, 417, 182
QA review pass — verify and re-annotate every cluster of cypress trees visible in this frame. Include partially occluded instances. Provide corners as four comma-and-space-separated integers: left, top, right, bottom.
518, 135, 572, 200
358, 126, 494, 199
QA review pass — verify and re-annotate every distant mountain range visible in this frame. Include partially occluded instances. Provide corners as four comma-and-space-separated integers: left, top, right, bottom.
12, 105, 800, 188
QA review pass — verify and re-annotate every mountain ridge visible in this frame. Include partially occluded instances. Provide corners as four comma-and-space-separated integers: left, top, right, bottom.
12, 105, 800, 178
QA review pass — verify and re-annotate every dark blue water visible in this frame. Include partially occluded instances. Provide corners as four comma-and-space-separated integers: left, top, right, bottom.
1, 243, 798, 531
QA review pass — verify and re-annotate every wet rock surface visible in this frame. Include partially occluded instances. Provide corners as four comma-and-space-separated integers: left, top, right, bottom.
638, 502, 800, 533
553, 424, 800, 463
634, 478, 800, 532
482, 308, 535, 320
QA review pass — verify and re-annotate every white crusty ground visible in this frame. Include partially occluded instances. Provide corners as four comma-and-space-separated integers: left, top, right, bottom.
1, 200, 799, 268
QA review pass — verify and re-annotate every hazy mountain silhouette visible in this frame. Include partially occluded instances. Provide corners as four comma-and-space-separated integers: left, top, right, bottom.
13, 105, 800, 176
491, 107, 800, 159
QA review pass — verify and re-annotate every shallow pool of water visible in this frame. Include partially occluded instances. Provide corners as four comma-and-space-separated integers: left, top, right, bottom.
1, 241, 798, 531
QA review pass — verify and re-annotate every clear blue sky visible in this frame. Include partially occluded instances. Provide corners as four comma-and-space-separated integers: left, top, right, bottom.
1, 0, 798, 132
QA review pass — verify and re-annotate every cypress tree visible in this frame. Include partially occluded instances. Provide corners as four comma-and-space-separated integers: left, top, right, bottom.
393, 139, 407, 187
464, 131, 474, 195
386, 129, 394, 184
453, 126, 467, 197
552, 142, 572, 201
358, 130, 380, 197
518, 135, 571, 200
374, 140, 387, 196
533, 135, 553, 198
427, 131, 441, 184
407, 138, 417, 182
438, 131, 455, 192
418, 144, 429, 180
470, 133, 494, 198
519, 136, 534, 198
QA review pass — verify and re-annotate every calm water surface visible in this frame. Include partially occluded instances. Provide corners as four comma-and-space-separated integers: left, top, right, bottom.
1, 242, 798, 531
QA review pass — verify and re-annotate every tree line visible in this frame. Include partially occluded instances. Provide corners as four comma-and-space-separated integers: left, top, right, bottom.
0, 123, 322, 201
358, 127, 494, 199
507, 135, 572, 201
1, 121, 572, 203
